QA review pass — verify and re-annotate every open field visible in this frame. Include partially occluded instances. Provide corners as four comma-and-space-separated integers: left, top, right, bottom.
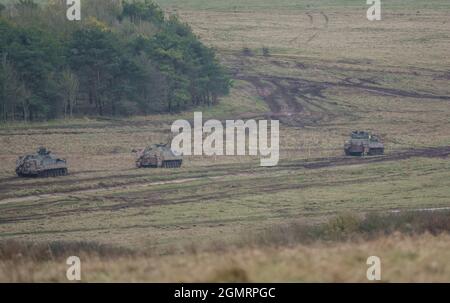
1, 152, 450, 251
0, 0, 449, 282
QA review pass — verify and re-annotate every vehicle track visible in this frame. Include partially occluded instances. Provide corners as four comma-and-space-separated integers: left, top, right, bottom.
290, 12, 329, 45
285, 146, 450, 170
0, 146, 449, 207
241, 74, 450, 102
239, 75, 329, 126
236, 70, 450, 128
0, 176, 381, 224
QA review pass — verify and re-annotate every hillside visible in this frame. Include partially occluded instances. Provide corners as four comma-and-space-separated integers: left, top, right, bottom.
0, 0, 449, 282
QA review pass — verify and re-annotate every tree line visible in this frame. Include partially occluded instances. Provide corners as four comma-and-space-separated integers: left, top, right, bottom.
0, 0, 231, 122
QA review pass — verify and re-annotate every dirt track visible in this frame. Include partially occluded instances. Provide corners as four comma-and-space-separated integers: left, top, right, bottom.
237, 73, 450, 126
0, 145, 448, 225
239, 75, 333, 126
284, 145, 450, 169
231, 51, 450, 128
0, 145, 449, 209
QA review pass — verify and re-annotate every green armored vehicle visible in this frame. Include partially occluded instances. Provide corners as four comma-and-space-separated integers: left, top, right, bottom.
135, 143, 183, 168
16, 147, 68, 177
344, 131, 385, 156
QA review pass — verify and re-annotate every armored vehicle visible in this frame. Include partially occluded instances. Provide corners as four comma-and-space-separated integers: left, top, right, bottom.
135, 143, 183, 168
16, 147, 68, 177
344, 131, 385, 156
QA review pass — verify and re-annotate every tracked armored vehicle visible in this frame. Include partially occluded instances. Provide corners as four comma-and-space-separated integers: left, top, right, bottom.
135, 143, 183, 168
16, 147, 68, 178
344, 131, 384, 156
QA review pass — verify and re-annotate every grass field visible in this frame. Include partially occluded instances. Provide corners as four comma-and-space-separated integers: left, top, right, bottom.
3, 212, 450, 282
0, 0, 450, 282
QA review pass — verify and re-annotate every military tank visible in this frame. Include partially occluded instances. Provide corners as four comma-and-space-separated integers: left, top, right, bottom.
344, 131, 385, 156
134, 143, 183, 168
16, 147, 68, 178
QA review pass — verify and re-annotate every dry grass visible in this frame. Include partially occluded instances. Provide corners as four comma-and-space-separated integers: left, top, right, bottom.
2, 212, 450, 282
0, 240, 133, 262
173, 8, 450, 68
1, 233, 450, 282
242, 211, 450, 247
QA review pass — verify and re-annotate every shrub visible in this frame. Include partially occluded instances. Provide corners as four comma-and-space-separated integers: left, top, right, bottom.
245, 210, 450, 247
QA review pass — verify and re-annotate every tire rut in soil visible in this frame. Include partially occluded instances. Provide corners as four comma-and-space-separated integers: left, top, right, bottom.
0, 146, 448, 209
0, 146, 449, 224
0, 176, 387, 224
